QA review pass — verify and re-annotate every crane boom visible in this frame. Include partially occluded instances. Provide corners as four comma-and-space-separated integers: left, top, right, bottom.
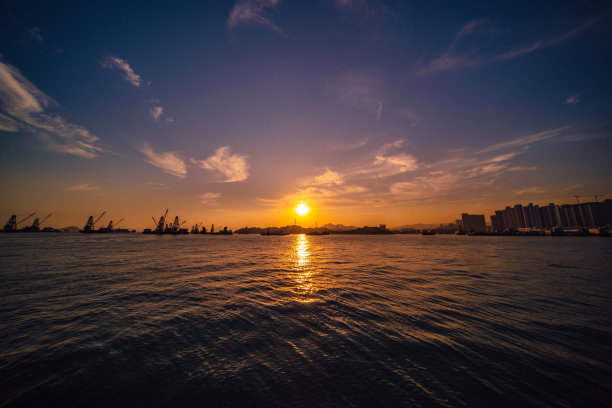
114, 218, 125, 227
17, 213, 36, 225
39, 213, 52, 226
94, 211, 106, 226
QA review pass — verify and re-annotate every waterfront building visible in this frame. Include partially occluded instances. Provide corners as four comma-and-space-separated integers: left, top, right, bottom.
461, 213, 487, 233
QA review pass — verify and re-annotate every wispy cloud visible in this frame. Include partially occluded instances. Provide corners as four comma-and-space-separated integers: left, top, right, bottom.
494, 12, 607, 62
66, 183, 99, 191
228, 0, 285, 37
196, 146, 250, 182
565, 91, 583, 106
328, 137, 369, 151
421, 12, 608, 75
513, 187, 546, 195
314, 169, 344, 186
101, 55, 145, 87
26, 27, 44, 44
150, 106, 163, 121
418, 21, 483, 75
257, 123, 585, 209
201, 192, 221, 204
398, 108, 422, 127
335, 72, 383, 120
478, 126, 572, 153
0, 59, 107, 158
139, 142, 187, 178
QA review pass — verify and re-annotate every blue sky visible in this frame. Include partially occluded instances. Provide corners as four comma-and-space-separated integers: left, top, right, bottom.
1, 0, 611, 228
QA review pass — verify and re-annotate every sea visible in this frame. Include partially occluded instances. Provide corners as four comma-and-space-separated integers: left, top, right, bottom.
1, 234, 611, 407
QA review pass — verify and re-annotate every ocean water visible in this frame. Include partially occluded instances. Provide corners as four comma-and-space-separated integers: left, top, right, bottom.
0, 234, 611, 407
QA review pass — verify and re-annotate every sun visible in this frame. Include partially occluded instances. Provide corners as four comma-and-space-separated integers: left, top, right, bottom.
296, 203, 310, 216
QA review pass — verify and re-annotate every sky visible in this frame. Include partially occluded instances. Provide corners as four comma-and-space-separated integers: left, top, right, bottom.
1, 0, 611, 229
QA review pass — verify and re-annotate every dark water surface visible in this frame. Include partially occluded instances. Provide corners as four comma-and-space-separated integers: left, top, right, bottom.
1, 234, 611, 407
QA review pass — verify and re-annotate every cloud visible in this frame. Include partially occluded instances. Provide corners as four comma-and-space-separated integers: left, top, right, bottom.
149, 105, 174, 124
0, 59, 107, 158
490, 41, 542, 62
398, 108, 422, 127
201, 192, 221, 204
228, 0, 285, 37
418, 21, 483, 75
314, 169, 344, 185
65, 183, 99, 191
565, 92, 583, 106
328, 137, 369, 151
139, 142, 187, 178
334, 72, 383, 120
513, 187, 546, 195
420, 12, 608, 75
101, 55, 145, 87
256, 123, 587, 210
477, 126, 572, 153
494, 11, 607, 62
27, 27, 44, 44
196, 146, 250, 182
150, 106, 163, 121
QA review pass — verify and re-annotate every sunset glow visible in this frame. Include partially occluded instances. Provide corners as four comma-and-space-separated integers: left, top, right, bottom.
296, 204, 310, 216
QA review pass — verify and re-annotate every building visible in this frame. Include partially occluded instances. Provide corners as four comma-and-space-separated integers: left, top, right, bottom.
485, 199, 612, 231
461, 213, 487, 233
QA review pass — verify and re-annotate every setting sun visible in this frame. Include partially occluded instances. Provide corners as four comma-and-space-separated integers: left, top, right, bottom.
296, 203, 310, 216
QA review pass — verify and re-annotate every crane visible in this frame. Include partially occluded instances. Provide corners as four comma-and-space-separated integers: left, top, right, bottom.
3, 213, 36, 231
155, 209, 169, 232
593, 195, 604, 203
114, 218, 125, 228
81, 211, 106, 232
573, 195, 587, 204
17, 212, 36, 226
23, 213, 52, 232
39, 213, 53, 226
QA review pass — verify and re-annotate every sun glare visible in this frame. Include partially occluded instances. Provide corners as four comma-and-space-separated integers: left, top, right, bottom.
296, 203, 309, 216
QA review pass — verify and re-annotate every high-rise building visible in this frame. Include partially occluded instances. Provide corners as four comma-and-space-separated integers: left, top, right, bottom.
461, 213, 487, 233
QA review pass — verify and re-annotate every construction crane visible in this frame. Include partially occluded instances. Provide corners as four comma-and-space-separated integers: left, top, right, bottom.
154, 209, 169, 232
3, 213, 36, 231
22, 213, 52, 232
81, 211, 106, 232
39, 213, 53, 226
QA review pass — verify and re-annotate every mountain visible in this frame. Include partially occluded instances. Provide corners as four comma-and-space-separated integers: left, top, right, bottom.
320, 223, 357, 231
61, 226, 80, 232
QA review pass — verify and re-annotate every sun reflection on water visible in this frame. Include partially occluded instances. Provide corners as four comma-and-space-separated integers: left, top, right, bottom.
291, 234, 319, 302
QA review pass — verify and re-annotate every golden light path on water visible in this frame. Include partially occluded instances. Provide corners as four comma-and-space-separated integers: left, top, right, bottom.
289, 234, 319, 303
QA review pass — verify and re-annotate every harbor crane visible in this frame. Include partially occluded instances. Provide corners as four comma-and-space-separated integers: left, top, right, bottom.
593, 195, 604, 203
81, 211, 106, 232
3, 213, 36, 231
22, 213, 53, 232
152, 209, 169, 232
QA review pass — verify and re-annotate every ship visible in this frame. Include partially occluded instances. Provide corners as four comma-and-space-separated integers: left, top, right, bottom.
142, 209, 188, 234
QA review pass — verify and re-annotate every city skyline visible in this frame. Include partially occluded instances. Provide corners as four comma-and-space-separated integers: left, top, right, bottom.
1, 1, 612, 229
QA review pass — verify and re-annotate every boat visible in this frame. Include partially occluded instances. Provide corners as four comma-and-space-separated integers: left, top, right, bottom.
421, 230, 436, 235
142, 210, 188, 234
261, 228, 287, 236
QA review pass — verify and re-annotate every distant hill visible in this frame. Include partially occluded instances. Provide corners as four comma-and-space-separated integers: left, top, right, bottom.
61, 226, 80, 232
320, 223, 357, 231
